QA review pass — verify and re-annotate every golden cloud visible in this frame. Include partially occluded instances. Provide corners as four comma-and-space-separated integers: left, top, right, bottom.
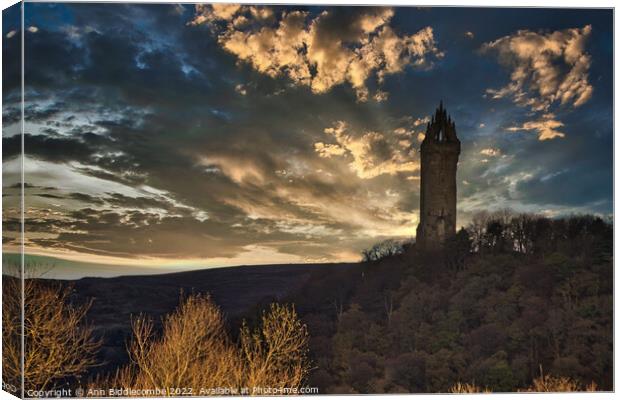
507, 113, 565, 141
483, 25, 592, 141
315, 120, 419, 179
480, 148, 501, 156
191, 5, 442, 101
483, 25, 593, 111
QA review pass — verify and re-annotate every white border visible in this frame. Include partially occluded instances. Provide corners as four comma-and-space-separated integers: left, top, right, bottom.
0, 1, 616, 400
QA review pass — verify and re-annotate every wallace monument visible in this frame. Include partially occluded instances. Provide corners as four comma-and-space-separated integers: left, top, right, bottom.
416, 102, 461, 249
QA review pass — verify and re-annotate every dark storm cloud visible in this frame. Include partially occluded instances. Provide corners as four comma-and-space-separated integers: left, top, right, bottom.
69, 193, 106, 205
2, 7, 22, 94
21, 204, 347, 259
24, 30, 84, 89
5, 182, 57, 191
102, 193, 173, 211
2, 106, 20, 126
5, 134, 95, 162
6, 4, 612, 263
35, 193, 65, 199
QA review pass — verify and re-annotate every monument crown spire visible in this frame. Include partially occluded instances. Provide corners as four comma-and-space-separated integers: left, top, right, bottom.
424, 102, 458, 144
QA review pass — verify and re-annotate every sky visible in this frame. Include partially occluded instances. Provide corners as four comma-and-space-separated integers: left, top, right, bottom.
1, 4, 613, 276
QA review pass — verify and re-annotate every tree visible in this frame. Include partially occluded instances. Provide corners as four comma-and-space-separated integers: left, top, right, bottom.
305, 211, 612, 393
95, 294, 309, 395
444, 228, 471, 270
240, 303, 310, 390
361, 239, 404, 262
510, 214, 535, 253
3, 276, 101, 392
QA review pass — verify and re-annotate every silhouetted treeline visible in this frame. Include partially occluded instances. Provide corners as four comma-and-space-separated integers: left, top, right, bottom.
361, 239, 405, 262
466, 210, 612, 258
287, 211, 612, 393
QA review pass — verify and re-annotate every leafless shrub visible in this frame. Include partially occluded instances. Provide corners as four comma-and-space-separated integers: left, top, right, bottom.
93, 294, 309, 396
521, 374, 581, 392
2, 274, 101, 391
449, 382, 491, 393
239, 303, 309, 390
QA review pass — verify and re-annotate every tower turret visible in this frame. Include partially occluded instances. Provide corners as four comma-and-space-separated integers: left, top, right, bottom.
416, 102, 461, 249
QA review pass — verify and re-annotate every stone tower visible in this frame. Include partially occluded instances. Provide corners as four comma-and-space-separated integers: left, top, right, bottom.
416, 102, 461, 249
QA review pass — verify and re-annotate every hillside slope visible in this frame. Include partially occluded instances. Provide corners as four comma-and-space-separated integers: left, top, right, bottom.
65, 262, 359, 372
286, 214, 613, 393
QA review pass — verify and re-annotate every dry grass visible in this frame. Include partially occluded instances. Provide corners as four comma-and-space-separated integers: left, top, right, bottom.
585, 381, 598, 391
449, 382, 491, 393
450, 372, 599, 394
518, 366, 599, 393
92, 294, 309, 396
522, 374, 581, 392
2, 276, 101, 391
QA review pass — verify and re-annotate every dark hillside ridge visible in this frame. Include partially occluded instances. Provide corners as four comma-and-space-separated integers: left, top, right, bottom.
61, 262, 359, 373
288, 214, 613, 393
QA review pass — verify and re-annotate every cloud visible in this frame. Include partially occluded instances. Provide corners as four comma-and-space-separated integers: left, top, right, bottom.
315, 120, 418, 179
234, 83, 247, 95
5, 11, 423, 263
8, 4, 610, 265
480, 147, 501, 156
191, 5, 442, 101
483, 25, 593, 112
412, 116, 430, 127
373, 90, 389, 102
465, 31, 474, 39
314, 142, 347, 158
507, 113, 565, 140
393, 116, 428, 143
190, 3, 242, 25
